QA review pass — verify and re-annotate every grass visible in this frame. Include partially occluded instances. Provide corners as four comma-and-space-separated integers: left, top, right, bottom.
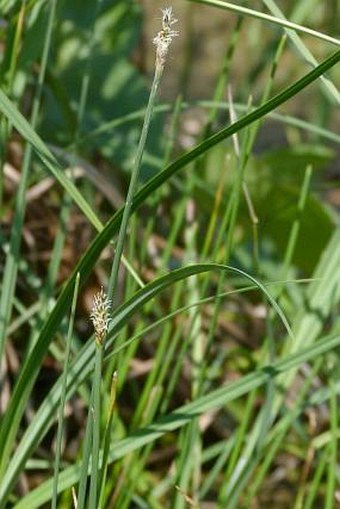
0, 0, 339, 508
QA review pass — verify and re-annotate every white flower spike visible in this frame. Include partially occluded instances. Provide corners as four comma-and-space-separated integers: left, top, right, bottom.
153, 6, 179, 67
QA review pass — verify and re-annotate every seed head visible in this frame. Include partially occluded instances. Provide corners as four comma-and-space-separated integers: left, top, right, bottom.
153, 7, 179, 66
90, 287, 111, 346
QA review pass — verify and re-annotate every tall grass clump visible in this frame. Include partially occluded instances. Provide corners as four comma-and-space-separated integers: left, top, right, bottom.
0, 1, 339, 508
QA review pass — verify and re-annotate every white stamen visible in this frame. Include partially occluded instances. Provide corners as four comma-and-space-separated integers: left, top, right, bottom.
153, 6, 179, 66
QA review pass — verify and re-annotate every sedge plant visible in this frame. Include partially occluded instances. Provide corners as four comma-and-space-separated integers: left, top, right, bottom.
1, 3, 340, 508
77, 8, 179, 508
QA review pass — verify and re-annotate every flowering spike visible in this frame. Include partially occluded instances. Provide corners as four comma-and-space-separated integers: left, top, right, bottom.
153, 6, 179, 66
90, 287, 111, 346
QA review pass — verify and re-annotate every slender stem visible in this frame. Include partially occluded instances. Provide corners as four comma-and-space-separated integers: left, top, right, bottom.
88, 342, 104, 508
108, 63, 164, 303
77, 390, 94, 509
98, 372, 117, 508
52, 273, 80, 509
86, 286, 111, 507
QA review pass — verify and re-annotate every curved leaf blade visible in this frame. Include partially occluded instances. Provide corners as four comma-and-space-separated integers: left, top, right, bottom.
0, 48, 338, 492
13, 330, 340, 509
0, 263, 289, 502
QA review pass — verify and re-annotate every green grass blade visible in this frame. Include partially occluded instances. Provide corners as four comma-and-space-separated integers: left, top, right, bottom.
190, 0, 340, 48
304, 446, 329, 509
0, 88, 103, 231
280, 164, 313, 282
0, 0, 60, 483
12, 330, 340, 508
325, 378, 337, 509
1, 50, 338, 501
191, 0, 340, 104
218, 228, 340, 502
261, 0, 340, 103
247, 358, 322, 505
80, 100, 340, 147
52, 273, 80, 509
0, 262, 289, 504
0, 0, 58, 376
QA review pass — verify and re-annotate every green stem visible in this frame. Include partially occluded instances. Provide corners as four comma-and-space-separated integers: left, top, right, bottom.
98, 372, 117, 508
108, 62, 164, 302
88, 342, 105, 508
52, 273, 80, 509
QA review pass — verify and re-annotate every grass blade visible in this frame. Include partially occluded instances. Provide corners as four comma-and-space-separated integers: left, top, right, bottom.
0, 88, 102, 231
52, 273, 80, 509
0, 262, 290, 504
190, 0, 340, 48
1, 49, 339, 503
13, 330, 340, 508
